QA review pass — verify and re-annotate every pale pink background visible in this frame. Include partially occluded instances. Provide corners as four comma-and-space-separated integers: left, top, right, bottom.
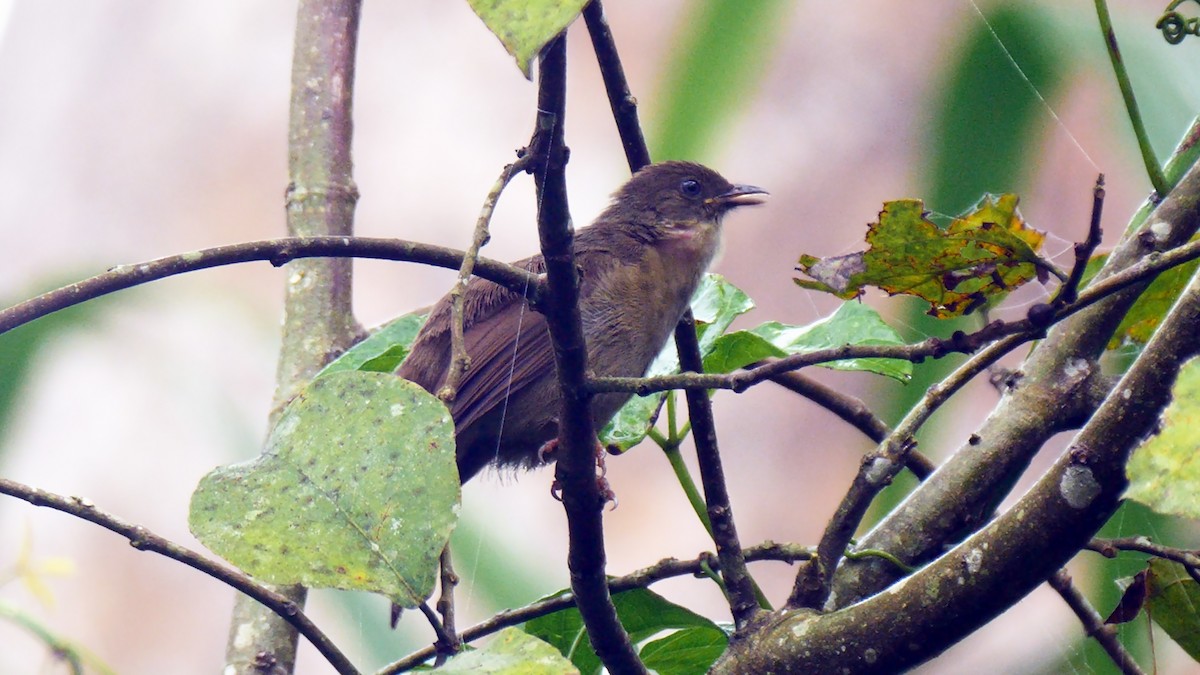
0, 1, 1193, 673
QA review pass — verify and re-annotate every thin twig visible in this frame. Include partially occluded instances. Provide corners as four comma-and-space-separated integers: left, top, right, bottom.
532, 34, 645, 674
1049, 570, 1146, 675
0, 236, 543, 337
378, 542, 811, 673
1088, 537, 1200, 584
0, 478, 359, 675
416, 602, 455, 660
439, 157, 532, 401
434, 547, 461, 660
589, 234, 1200, 397
1053, 174, 1106, 306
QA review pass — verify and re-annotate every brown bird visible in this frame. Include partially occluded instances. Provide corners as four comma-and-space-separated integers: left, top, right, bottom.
398, 161, 766, 482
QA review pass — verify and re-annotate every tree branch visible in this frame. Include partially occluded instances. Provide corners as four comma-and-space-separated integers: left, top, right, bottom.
532, 35, 645, 674
583, 0, 651, 172
675, 313, 760, 625
714, 226, 1200, 672
439, 157, 534, 401
0, 478, 358, 675
1049, 570, 1146, 675
226, 0, 362, 670
380, 542, 811, 673
764, 370, 933, 479
829, 159, 1200, 608
587, 230, 1200, 397
0, 236, 542, 337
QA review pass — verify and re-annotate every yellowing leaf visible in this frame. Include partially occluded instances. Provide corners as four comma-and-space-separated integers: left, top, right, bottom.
796, 194, 1054, 318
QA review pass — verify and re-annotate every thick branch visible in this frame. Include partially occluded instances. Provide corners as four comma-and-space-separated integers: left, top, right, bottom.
829, 160, 1200, 608
533, 35, 645, 674
0, 478, 358, 675
714, 231, 1200, 672
226, 1, 362, 671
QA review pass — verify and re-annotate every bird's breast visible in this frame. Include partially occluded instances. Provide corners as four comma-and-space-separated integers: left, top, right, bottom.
580, 228, 721, 380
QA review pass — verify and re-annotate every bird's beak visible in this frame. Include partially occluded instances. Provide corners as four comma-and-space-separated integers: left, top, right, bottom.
710, 184, 769, 208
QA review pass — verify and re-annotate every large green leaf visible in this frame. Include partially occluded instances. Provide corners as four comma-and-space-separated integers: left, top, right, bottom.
702, 302, 911, 382
189, 371, 458, 607
524, 587, 726, 675
466, 0, 588, 78
796, 195, 1049, 318
1126, 357, 1200, 519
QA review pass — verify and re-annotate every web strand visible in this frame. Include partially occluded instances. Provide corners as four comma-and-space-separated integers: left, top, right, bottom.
966, 0, 1101, 173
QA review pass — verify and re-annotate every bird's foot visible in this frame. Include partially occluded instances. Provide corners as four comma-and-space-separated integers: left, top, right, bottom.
537, 438, 559, 464
547, 440, 617, 509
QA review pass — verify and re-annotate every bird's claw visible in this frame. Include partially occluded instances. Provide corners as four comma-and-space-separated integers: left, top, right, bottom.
547, 440, 618, 508
537, 438, 559, 464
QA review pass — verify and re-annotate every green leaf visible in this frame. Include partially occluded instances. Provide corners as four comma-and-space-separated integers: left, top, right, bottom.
1126, 357, 1200, 519
748, 302, 912, 382
466, 0, 589, 78
639, 625, 729, 675
189, 371, 458, 607
438, 627, 578, 674
320, 312, 427, 376
796, 195, 1051, 318
690, 273, 755, 335
525, 587, 724, 675
600, 277, 910, 450
696, 301, 913, 381
1145, 558, 1200, 661
1093, 238, 1200, 350
701, 330, 781, 375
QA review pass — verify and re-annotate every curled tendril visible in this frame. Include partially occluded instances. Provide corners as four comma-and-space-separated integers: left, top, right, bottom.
1158, 0, 1200, 44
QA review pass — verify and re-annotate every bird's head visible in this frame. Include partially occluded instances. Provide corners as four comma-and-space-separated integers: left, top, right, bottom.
603, 161, 767, 239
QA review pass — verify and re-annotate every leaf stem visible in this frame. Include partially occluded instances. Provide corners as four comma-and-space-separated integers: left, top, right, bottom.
1095, 0, 1168, 195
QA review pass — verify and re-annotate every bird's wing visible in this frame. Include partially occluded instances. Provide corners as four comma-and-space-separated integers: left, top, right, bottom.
401, 246, 626, 434
396, 252, 548, 429
448, 296, 554, 433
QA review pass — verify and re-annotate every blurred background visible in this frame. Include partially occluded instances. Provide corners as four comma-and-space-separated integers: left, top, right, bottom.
1, 0, 1197, 672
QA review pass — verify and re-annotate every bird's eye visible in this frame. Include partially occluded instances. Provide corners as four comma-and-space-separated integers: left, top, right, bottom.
679, 178, 702, 198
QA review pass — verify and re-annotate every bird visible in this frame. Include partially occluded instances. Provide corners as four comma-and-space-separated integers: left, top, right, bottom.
398, 161, 766, 482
